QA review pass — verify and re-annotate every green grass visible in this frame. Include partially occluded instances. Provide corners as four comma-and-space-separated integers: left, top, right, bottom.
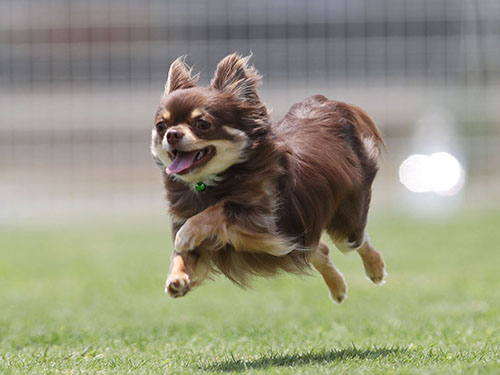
1, 212, 499, 374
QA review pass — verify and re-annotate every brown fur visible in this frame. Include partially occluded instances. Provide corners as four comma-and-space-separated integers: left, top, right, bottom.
152, 53, 386, 299
310, 242, 347, 303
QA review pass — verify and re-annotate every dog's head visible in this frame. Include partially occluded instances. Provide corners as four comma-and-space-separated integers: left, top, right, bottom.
151, 54, 269, 185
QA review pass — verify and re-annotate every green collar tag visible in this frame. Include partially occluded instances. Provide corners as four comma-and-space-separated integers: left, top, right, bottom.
195, 182, 206, 192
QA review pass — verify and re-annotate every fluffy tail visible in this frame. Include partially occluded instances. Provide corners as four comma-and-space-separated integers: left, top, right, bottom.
337, 102, 385, 159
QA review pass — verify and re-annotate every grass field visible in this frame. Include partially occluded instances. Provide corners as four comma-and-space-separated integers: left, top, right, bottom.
1, 212, 499, 374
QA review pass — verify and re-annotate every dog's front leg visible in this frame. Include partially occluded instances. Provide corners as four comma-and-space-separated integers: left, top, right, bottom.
175, 201, 296, 256
165, 250, 199, 297
174, 202, 227, 253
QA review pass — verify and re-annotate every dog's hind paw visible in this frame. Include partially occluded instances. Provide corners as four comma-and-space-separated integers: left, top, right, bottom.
327, 276, 348, 304
329, 289, 347, 304
357, 243, 387, 286
365, 269, 388, 285
165, 273, 191, 298
363, 258, 387, 285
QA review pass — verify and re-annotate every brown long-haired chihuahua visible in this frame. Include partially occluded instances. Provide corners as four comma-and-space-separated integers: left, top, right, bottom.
151, 54, 386, 303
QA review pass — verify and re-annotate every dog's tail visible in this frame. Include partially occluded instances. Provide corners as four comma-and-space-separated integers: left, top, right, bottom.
344, 103, 386, 160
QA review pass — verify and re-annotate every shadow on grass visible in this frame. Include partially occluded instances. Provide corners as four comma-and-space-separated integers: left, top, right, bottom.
201, 345, 405, 372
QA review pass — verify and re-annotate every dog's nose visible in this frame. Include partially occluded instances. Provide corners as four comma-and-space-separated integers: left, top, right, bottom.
166, 129, 184, 145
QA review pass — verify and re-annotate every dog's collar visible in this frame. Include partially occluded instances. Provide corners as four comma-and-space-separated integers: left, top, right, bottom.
194, 182, 207, 192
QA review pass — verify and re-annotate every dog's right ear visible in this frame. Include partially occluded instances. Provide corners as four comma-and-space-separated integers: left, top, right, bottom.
165, 57, 199, 94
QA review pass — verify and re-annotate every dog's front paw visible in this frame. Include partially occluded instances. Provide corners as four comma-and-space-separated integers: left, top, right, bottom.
165, 272, 191, 298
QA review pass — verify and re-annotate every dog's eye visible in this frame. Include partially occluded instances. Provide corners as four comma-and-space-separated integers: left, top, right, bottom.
156, 122, 167, 133
196, 119, 211, 130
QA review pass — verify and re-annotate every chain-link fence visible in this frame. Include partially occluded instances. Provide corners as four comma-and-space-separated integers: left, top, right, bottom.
1, 0, 499, 219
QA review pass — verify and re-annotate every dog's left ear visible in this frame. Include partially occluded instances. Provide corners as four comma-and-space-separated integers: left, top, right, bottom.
165, 56, 199, 94
211, 53, 261, 103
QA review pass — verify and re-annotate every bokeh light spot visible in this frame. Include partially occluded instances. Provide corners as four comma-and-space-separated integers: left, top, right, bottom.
399, 152, 465, 196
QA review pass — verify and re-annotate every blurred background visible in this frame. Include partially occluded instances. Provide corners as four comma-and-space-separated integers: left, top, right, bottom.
1, 0, 499, 222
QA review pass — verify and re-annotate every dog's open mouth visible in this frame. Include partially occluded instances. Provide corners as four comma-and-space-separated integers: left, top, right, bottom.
166, 146, 216, 175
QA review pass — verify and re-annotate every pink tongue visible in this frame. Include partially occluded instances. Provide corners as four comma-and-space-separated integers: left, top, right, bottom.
166, 150, 199, 175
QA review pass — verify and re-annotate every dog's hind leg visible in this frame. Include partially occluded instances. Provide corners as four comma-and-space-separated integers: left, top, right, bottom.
310, 241, 348, 303
356, 233, 387, 285
329, 188, 387, 285
332, 231, 387, 285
